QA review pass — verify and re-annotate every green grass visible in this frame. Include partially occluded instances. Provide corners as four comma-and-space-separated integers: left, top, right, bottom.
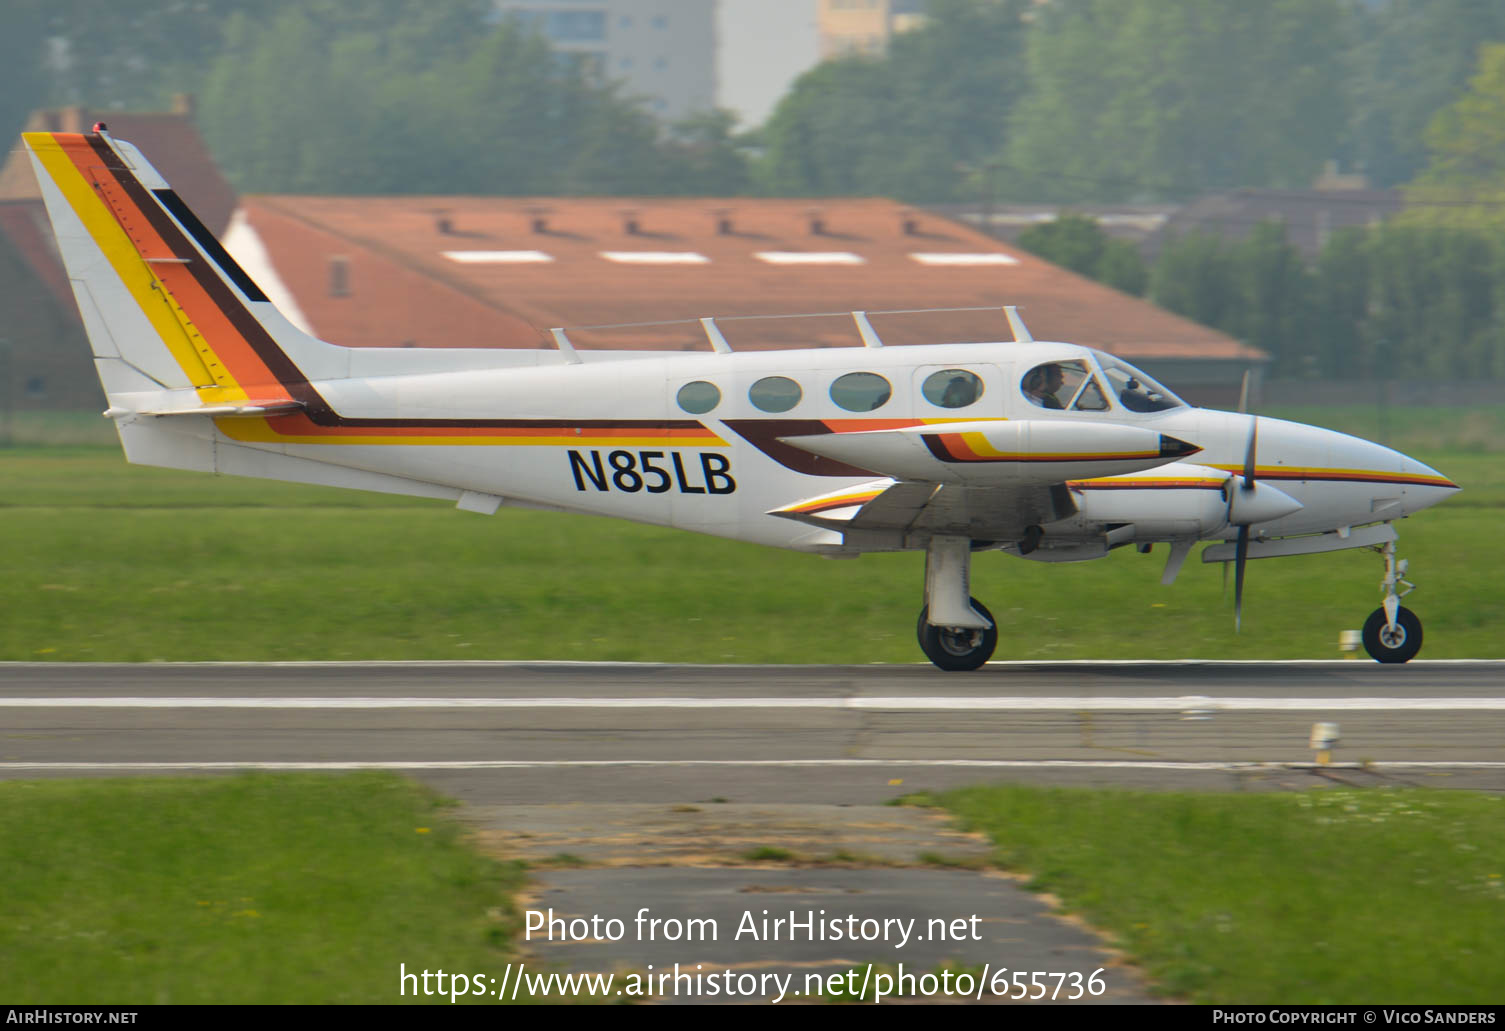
0, 410, 119, 448
0, 773, 527, 1004
742, 846, 795, 862
1260, 404, 1505, 454
0, 433, 1500, 662
929, 785, 1505, 1004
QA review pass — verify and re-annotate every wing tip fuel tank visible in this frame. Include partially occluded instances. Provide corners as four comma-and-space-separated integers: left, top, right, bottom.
779, 420, 1203, 486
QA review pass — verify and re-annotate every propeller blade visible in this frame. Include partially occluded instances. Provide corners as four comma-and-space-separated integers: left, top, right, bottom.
1242, 417, 1258, 489
1234, 524, 1249, 632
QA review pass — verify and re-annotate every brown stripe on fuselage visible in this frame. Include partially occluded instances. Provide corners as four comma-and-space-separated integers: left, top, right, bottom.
722, 420, 880, 478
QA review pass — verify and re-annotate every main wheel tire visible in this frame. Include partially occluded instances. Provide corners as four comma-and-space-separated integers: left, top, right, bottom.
917, 598, 998, 672
1362, 605, 1422, 664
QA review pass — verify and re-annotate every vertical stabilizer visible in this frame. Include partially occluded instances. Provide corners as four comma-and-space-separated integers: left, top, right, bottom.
22, 130, 349, 415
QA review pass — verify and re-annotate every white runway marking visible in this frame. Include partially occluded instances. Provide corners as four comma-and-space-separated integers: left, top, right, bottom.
3, 696, 1503, 710
4, 760, 1504, 772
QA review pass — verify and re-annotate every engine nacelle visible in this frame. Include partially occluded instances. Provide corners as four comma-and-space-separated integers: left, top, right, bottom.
1067, 462, 1303, 538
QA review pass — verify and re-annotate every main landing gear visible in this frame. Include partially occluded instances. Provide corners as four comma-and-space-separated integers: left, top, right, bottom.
1362, 539, 1423, 663
916, 536, 998, 671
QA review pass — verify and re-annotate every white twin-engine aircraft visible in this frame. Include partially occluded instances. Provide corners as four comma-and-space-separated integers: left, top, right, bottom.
24, 129, 1459, 670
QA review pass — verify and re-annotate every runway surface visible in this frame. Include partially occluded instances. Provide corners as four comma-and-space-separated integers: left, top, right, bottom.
8, 660, 1502, 1003
4, 660, 1503, 800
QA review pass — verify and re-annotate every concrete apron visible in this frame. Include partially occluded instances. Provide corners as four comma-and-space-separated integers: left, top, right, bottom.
460, 802, 1161, 1005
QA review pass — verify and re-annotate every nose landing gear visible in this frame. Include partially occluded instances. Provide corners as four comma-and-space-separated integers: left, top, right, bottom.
1362, 539, 1422, 663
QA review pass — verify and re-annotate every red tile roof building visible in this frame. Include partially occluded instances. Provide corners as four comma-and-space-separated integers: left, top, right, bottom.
232, 195, 1263, 404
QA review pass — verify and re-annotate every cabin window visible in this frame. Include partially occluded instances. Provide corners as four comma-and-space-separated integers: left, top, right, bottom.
1021, 360, 1108, 412
676, 381, 720, 415
830, 372, 892, 412
749, 376, 802, 413
921, 369, 982, 409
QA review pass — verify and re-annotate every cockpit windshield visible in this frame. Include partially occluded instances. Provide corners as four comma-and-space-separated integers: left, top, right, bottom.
1092, 353, 1186, 413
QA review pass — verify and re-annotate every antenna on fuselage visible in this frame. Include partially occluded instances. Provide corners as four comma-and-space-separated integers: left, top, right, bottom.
699, 317, 733, 354
852, 311, 884, 348
1003, 305, 1033, 343
548, 328, 583, 365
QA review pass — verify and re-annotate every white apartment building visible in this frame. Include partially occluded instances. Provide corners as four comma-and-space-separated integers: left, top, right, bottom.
493, 1, 717, 121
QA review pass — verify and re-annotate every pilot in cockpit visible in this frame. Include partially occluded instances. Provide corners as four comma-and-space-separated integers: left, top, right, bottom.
1022, 363, 1065, 409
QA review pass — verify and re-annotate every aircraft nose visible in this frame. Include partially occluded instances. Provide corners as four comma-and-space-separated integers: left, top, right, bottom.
1326, 430, 1460, 519
1395, 452, 1460, 515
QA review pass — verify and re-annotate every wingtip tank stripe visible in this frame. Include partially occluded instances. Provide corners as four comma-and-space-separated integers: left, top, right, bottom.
923, 432, 1161, 464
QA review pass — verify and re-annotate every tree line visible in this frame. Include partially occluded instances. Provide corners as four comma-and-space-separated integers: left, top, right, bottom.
6, 0, 1505, 201
1018, 214, 1505, 382
1017, 41, 1505, 381
6, 1, 1505, 379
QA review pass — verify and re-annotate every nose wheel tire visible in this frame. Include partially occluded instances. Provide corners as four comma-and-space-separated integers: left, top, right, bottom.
917, 598, 998, 672
1362, 605, 1422, 664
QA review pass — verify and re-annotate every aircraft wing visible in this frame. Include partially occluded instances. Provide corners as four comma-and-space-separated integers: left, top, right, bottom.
768, 417, 1191, 544
770, 478, 1075, 542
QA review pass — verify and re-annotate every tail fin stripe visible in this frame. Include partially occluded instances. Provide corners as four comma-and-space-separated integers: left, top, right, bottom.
29, 134, 224, 390
77, 133, 327, 414
34, 132, 729, 445
153, 188, 269, 303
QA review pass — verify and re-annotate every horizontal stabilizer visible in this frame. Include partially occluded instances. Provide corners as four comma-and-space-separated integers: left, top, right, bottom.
107, 400, 306, 419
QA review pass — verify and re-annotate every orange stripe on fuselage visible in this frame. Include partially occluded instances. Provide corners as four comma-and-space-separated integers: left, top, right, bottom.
930, 430, 1159, 463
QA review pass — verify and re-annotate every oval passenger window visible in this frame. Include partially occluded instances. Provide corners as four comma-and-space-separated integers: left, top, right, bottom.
830, 372, 892, 412
676, 380, 721, 414
749, 376, 802, 413
921, 369, 982, 409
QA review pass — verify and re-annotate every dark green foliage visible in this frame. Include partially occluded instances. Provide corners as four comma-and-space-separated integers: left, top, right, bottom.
1148, 220, 1505, 380
1343, 0, 1505, 189
756, 0, 1030, 200
1014, 215, 1147, 296
1150, 232, 1240, 333
197, 8, 701, 195
1005, 0, 1349, 201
